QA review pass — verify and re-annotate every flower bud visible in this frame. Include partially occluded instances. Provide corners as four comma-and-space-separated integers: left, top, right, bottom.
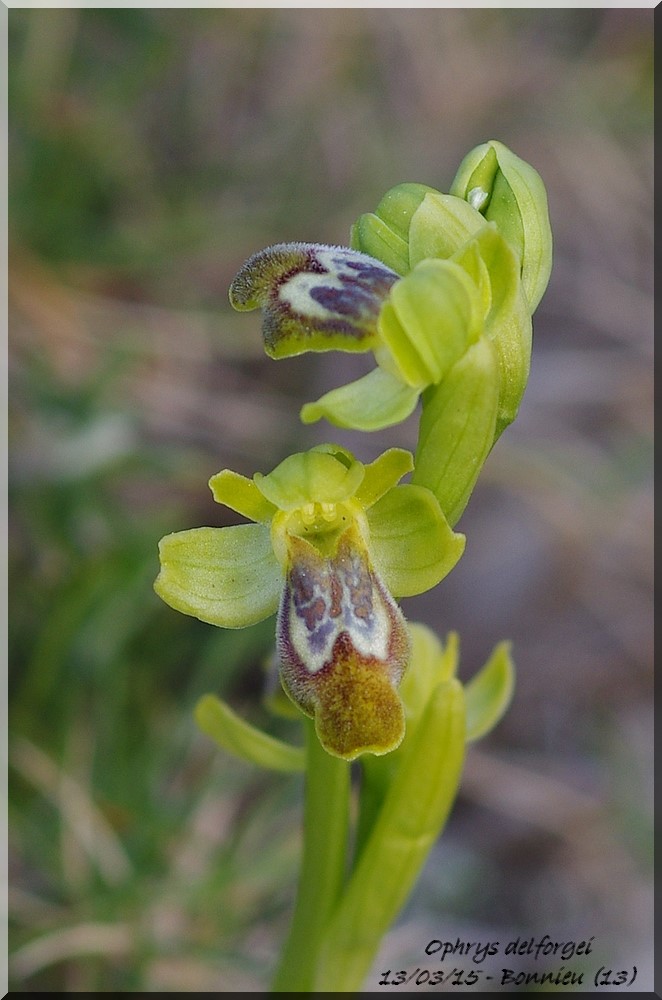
450, 140, 552, 312
407, 192, 486, 268
351, 182, 439, 275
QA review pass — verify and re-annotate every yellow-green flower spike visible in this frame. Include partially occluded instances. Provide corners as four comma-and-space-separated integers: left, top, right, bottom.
450, 139, 553, 312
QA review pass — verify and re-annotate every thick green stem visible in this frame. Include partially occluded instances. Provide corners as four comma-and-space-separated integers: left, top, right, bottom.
271, 720, 350, 992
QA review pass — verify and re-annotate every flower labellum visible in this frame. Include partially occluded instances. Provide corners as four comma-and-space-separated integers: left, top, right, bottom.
229, 242, 399, 359
278, 524, 411, 760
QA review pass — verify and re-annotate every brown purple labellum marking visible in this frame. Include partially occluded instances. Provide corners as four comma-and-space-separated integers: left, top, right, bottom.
229, 243, 399, 359
276, 525, 410, 759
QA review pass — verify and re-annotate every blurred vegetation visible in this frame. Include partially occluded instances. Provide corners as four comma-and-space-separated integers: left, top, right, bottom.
8, 8, 653, 992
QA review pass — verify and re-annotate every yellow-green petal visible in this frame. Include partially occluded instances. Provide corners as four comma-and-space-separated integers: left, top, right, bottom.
351, 213, 410, 276
208, 469, 277, 521
300, 367, 420, 432
354, 447, 413, 510
367, 484, 465, 598
154, 523, 281, 628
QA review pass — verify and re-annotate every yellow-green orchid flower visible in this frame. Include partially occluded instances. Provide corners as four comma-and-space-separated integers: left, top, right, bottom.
229, 240, 483, 433
229, 206, 529, 443
154, 445, 464, 760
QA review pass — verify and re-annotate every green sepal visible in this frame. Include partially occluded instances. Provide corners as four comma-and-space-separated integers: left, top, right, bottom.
367, 484, 465, 598
354, 447, 414, 510
154, 523, 281, 628
195, 693, 305, 772
300, 366, 420, 432
450, 140, 553, 312
379, 258, 483, 388
412, 336, 499, 527
464, 641, 515, 742
254, 449, 365, 510
208, 469, 277, 522
407, 191, 485, 267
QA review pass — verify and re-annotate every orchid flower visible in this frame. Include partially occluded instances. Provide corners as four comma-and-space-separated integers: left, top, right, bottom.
154, 444, 464, 760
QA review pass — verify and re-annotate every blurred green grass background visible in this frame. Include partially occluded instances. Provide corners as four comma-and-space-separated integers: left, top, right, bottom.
8, 7, 653, 992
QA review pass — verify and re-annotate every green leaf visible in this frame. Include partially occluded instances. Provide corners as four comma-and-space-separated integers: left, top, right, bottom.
195, 693, 305, 771
367, 483, 465, 597
356, 626, 460, 853
464, 641, 515, 742
412, 336, 499, 527
208, 468, 277, 521
300, 366, 420, 432
399, 625, 459, 726
154, 523, 281, 628
313, 678, 466, 992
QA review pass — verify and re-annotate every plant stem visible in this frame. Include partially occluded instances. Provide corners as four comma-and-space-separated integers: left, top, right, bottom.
271, 719, 350, 992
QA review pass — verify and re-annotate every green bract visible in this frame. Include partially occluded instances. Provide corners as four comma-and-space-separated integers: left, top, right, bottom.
154, 445, 465, 760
